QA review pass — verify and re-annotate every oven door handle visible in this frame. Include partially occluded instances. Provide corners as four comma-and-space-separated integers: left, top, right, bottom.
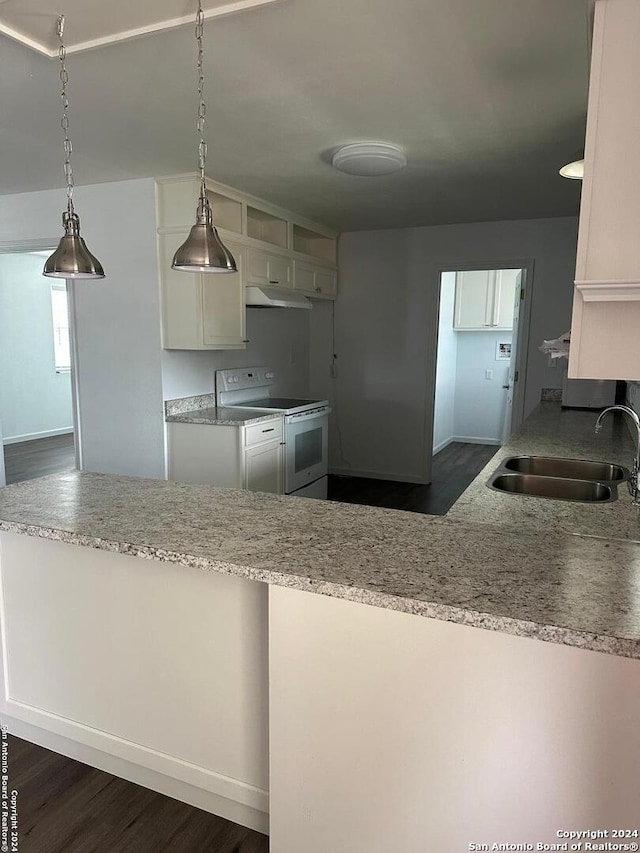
285, 408, 331, 424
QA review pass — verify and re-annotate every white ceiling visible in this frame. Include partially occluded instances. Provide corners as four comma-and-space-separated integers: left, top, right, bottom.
0, 0, 591, 231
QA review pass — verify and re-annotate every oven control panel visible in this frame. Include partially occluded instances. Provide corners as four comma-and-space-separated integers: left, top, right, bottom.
216, 367, 276, 394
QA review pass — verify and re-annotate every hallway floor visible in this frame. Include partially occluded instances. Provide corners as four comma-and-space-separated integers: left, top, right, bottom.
3, 432, 75, 485
328, 441, 499, 515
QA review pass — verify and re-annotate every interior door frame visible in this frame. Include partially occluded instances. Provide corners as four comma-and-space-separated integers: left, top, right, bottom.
0, 238, 84, 472
427, 256, 535, 473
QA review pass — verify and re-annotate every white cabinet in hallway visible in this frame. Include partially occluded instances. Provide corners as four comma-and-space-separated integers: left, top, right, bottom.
453, 269, 518, 330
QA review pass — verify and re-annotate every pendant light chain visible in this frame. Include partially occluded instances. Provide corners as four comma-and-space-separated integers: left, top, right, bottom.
170, 0, 237, 272
57, 15, 75, 215
43, 14, 105, 279
196, 2, 207, 198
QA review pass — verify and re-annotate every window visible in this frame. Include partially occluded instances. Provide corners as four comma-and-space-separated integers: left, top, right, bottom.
50, 284, 71, 372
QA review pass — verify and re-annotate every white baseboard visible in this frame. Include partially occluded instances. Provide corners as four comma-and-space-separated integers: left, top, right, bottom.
432, 437, 455, 455
3, 427, 74, 446
329, 466, 428, 485
2, 711, 269, 835
451, 435, 502, 446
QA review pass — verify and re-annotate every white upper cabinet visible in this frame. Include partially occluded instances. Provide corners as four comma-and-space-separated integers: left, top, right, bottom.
453, 270, 517, 330
159, 232, 246, 350
156, 176, 339, 349
568, 0, 640, 380
246, 248, 293, 288
293, 260, 337, 299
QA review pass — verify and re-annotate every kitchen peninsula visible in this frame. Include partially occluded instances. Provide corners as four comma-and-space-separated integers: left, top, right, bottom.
1, 406, 640, 850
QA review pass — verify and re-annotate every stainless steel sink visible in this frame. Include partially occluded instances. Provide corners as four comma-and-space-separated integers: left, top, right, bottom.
503, 456, 629, 484
489, 473, 615, 503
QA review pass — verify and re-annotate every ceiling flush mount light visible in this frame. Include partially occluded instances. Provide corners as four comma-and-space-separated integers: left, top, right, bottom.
172, 0, 236, 274
559, 158, 584, 180
331, 143, 407, 177
43, 15, 104, 280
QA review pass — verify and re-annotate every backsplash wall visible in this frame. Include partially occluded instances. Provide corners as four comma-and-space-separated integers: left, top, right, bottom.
161, 308, 311, 402
626, 382, 640, 415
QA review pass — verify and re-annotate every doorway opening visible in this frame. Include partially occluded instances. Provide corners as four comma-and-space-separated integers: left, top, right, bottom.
0, 249, 79, 486
432, 265, 528, 476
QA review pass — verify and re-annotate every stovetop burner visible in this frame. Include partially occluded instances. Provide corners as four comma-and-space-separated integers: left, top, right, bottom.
236, 397, 317, 410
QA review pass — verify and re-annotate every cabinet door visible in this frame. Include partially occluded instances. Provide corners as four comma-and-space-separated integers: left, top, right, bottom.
247, 249, 292, 288
159, 232, 203, 349
314, 268, 337, 299
244, 440, 284, 494
293, 262, 316, 294
294, 261, 337, 299
493, 270, 518, 330
453, 271, 493, 329
247, 249, 270, 285
268, 254, 293, 288
201, 240, 246, 349
160, 233, 245, 350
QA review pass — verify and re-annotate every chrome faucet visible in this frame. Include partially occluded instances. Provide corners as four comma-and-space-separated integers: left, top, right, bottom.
595, 405, 640, 505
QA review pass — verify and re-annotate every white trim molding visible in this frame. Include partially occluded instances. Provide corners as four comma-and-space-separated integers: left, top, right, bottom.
575, 279, 640, 302
0, 0, 283, 58
2, 427, 73, 446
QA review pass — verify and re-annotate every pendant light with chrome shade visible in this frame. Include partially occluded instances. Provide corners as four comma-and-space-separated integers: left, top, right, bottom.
172, 1, 236, 273
43, 15, 104, 280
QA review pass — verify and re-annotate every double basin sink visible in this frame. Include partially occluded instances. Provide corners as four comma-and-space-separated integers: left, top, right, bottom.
488, 456, 629, 503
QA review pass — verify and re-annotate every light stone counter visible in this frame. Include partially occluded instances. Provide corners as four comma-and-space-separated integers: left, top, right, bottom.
166, 407, 282, 427
448, 402, 640, 541
1, 470, 640, 658
164, 393, 282, 427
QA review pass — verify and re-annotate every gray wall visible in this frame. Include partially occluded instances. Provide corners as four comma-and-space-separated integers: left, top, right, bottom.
0, 253, 73, 442
162, 308, 310, 401
311, 216, 578, 483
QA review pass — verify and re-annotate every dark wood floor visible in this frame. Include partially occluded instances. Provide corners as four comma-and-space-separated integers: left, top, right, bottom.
3, 432, 76, 485
7, 736, 268, 853
328, 441, 499, 515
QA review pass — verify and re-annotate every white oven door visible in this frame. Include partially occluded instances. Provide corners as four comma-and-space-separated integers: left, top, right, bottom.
284, 409, 330, 494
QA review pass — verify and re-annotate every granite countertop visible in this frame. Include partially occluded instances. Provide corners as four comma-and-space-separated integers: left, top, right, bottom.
166, 407, 283, 427
448, 402, 640, 542
1, 468, 640, 659
164, 392, 282, 427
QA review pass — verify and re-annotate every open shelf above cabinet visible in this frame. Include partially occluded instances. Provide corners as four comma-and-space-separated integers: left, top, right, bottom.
292, 225, 336, 263
207, 191, 242, 234
247, 207, 288, 248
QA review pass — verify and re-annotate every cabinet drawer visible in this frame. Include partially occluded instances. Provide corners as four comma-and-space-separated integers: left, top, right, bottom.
244, 419, 283, 447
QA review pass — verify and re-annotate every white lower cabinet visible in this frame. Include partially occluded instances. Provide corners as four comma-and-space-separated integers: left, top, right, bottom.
168, 418, 284, 494
293, 259, 337, 299
159, 233, 246, 350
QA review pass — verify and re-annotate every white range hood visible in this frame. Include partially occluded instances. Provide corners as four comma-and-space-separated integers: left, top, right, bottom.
246, 285, 312, 309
